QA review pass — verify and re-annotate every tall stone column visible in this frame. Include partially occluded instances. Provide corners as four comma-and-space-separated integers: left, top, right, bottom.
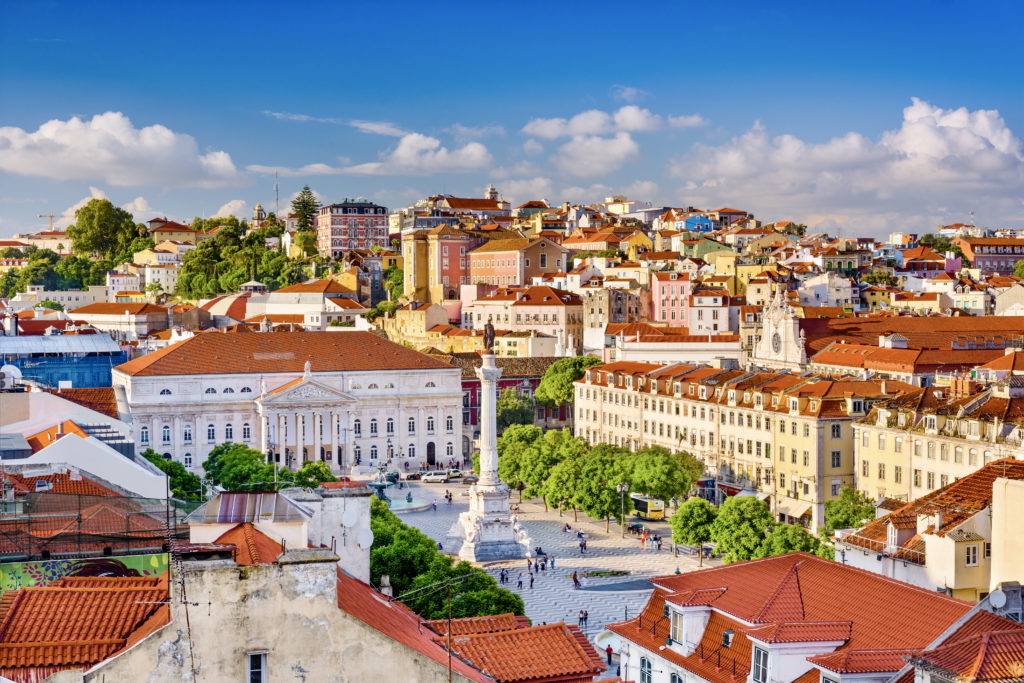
314, 411, 322, 462
477, 352, 502, 486
260, 413, 268, 455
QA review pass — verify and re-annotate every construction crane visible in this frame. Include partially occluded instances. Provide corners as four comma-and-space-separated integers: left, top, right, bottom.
38, 213, 55, 231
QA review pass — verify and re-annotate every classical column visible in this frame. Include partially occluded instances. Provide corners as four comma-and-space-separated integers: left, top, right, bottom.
291, 412, 300, 466
314, 411, 322, 461
259, 412, 268, 456
278, 413, 285, 462
477, 352, 503, 487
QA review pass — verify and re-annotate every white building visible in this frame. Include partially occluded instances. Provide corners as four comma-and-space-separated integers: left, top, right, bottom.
797, 271, 854, 307
143, 263, 179, 293
112, 330, 463, 474
7, 285, 109, 312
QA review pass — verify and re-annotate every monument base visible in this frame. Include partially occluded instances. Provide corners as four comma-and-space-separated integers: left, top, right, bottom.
446, 483, 532, 561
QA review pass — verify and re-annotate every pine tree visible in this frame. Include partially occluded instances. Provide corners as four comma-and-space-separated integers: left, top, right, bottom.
291, 185, 320, 231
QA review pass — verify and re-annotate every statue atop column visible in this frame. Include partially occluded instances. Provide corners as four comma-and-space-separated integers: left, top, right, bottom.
483, 319, 495, 352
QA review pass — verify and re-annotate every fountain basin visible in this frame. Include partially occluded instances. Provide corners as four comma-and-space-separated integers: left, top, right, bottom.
389, 497, 433, 513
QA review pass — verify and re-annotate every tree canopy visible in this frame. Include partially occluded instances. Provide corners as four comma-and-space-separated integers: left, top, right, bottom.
534, 356, 602, 406
861, 269, 898, 287
291, 185, 320, 231
575, 445, 632, 532
384, 265, 404, 301
669, 497, 717, 566
67, 199, 145, 260
629, 446, 702, 506
496, 388, 533, 431
141, 449, 204, 500
711, 495, 775, 564
825, 487, 876, 529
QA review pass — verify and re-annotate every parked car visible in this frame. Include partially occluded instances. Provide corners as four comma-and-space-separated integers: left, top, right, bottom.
461, 474, 479, 485
422, 471, 449, 483
404, 472, 423, 481
446, 469, 464, 479
384, 471, 400, 483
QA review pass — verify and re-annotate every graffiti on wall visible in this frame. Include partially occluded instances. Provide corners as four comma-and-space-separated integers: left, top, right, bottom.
0, 553, 168, 590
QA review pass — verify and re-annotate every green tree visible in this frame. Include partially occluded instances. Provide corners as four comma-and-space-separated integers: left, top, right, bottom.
35, 300, 63, 311
496, 388, 533, 431
754, 523, 825, 559
384, 264, 404, 301
202, 442, 285, 491
825, 487, 876, 529
67, 198, 140, 259
669, 497, 717, 566
534, 356, 603, 406
711, 495, 775, 564
861, 269, 898, 287
290, 185, 320, 231
517, 430, 577, 510
629, 446, 702, 508
496, 424, 542, 501
1014, 260, 1024, 279
544, 455, 584, 521
141, 448, 203, 500
291, 460, 338, 488
144, 282, 164, 298
294, 231, 317, 257
575, 446, 632, 532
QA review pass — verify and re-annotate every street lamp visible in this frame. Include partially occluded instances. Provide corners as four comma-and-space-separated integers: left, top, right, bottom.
616, 482, 629, 538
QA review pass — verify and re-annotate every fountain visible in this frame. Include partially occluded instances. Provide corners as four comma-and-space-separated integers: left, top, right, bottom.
366, 459, 393, 504
365, 450, 431, 513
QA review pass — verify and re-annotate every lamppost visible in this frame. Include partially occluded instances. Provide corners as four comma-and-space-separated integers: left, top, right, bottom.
616, 481, 629, 538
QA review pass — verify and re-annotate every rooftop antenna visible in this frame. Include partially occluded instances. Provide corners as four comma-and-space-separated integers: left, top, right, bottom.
970, 210, 975, 227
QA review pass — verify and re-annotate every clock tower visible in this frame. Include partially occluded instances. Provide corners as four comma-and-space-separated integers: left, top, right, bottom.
750, 289, 807, 370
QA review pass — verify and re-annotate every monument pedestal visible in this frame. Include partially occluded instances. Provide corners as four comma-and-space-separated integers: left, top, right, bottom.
446, 352, 531, 561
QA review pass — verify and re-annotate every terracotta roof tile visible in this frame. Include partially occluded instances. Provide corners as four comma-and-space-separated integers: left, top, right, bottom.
213, 523, 283, 565
114, 330, 453, 377
69, 302, 166, 316
424, 613, 531, 636
911, 629, 1024, 681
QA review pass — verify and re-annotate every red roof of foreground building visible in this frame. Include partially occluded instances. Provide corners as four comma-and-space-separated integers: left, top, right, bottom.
40, 387, 119, 419
911, 629, 1024, 681
438, 622, 605, 683
213, 523, 283, 565
424, 612, 532, 636
607, 553, 983, 681
0, 575, 169, 682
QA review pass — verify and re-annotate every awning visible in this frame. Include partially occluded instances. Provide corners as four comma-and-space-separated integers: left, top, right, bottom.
775, 496, 812, 520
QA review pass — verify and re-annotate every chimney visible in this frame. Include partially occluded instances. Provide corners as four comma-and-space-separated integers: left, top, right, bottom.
881, 380, 888, 395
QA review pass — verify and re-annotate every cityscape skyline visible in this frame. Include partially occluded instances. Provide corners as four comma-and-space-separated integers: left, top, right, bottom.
1, 1, 1022, 238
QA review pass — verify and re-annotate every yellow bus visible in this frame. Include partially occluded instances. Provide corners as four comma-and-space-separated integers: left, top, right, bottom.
631, 495, 665, 520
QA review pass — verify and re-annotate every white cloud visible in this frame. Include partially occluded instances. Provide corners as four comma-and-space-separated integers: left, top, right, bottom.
613, 106, 663, 132
668, 114, 709, 128
263, 110, 346, 125
489, 161, 541, 179
121, 196, 154, 216
215, 199, 248, 217
669, 98, 1024, 236
0, 112, 244, 187
622, 179, 660, 200
344, 133, 493, 175
553, 132, 640, 177
610, 85, 651, 103
55, 187, 107, 227
522, 110, 613, 139
248, 161, 351, 177
523, 139, 544, 155
350, 120, 408, 137
499, 178, 555, 204
446, 123, 506, 140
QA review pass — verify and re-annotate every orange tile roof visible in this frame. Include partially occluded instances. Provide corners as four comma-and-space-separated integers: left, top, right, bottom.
0, 575, 169, 679
69, 302, 167, 316
912, 629, 1024, 681
439, 622, 605, 683
213, 523, 282, 565
510, 286, 582, 307
424, 612, 532, 636
25, 421, 89, 453
275, 278, 352, 294
114, 330, 453, 376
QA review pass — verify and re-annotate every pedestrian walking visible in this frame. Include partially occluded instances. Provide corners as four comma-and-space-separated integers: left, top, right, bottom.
582, 539, 587, 553
584, 610, 589, 628
432, 500, 437, 511
579, 539, 585, 555
572, 571, 580, 589
527, 558, 532, 572
606, 645, 613, 665
529, 573, 534, 589
517, 573, 523, 590
578, 610, 584, 627
550, 556, 555, 569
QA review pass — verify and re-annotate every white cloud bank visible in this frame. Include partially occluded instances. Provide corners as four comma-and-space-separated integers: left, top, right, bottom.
0, 112, 243, 188
554, 132, 640, 177
671, 98, 1024, 235
522, 106, 706, 139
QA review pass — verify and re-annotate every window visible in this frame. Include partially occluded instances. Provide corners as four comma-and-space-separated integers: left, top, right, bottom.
408, 444, 416, 458
639, 657, 652, 683
927, 471, 935, 489
225, 424, 233, 440
354, 420, 362, 437
140, 426, 150, 445
241, 387, 252, 393
965, 544, 979, 567
162, 425, 171, 444
223, 387, 234, 394
913, 468, 922, 487
247, 652, 266, 683
370, 445, 378, 459
831, 451, 841, 468
207, 424, 216, 443
894, 465, 902, 484
831, 423, 841, 438
426, 381, 436, 388
183, 425, 192, 444
671, 675, 684, 683
446, 443, 454, 457
242, 423, 251, 441
445, 415, 454, 433
387, 418, 394, 436
878, 462, 886, 480
159, 389, 171, 395
370, 419, 378, 437
985, 542, 992, 558
205, 387, 216, 394
427, 416, 435, 434
184, 453, 192, 469
408, 418, 416, 434
752, 647, 769, 683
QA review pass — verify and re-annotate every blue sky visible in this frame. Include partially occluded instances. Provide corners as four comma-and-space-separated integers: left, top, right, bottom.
1, 0, 1022, 238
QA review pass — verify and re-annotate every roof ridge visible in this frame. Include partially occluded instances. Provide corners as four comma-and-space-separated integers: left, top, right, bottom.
754, 560, 806, 622
242, 523, 262, 564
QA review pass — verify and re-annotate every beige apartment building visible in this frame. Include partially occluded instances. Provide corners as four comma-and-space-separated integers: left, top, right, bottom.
854, 379, 1024, 502
464, 285, 583, 353
574, 360, 914, 528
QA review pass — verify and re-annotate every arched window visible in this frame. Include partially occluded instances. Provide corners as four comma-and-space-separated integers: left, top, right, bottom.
445, 416, 454, 433
370, 419, 378, 436
159, 389, 171, 396
640, 657, 652, 683
240, 387, 252, 393
354, 445, 361, 460
184, 453, 192, 468
161, 425, 171, 444
426, 381, 436, 388
370, 445, 378, 459
408, 444, 416, 458
207, 424, 216, 443
353, 419, 362, 437
386, 418, 394, 436
446, 442, 454, 457
368, 383, 379, 389
408, 417, 416, 435
670, 674, 683, 683
384, 383, 394, 389
205, 387, 216, 394
140, 426, 149, 444
352, 384, 362, 390
225, 424, 233, 440
183, 425, 192, 444
223, 387, 234, 394
242, 423, 251, 441
427, 417, 435, 434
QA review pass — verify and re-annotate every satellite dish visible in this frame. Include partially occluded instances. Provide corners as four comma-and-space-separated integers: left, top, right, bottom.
356, 528, 374, 549
342, 508, 358, 528
990, 589, 1007, 609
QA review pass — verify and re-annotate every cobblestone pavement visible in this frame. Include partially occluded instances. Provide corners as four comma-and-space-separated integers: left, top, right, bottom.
386, 479, 721, 676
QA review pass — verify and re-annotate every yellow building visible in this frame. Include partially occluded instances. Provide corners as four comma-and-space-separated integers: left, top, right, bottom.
623, 231, 654, 260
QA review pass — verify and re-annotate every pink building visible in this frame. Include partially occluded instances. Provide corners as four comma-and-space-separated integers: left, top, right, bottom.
651, 271, 692, 326
316, 199, 389, 257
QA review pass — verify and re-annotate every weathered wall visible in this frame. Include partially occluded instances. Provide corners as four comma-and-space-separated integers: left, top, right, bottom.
85, 551, 474, 683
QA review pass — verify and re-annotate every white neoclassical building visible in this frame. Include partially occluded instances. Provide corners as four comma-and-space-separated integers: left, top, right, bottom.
112, 330, 463, 474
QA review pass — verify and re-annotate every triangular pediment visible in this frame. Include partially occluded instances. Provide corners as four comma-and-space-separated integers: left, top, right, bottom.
258, 377, 356, 404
